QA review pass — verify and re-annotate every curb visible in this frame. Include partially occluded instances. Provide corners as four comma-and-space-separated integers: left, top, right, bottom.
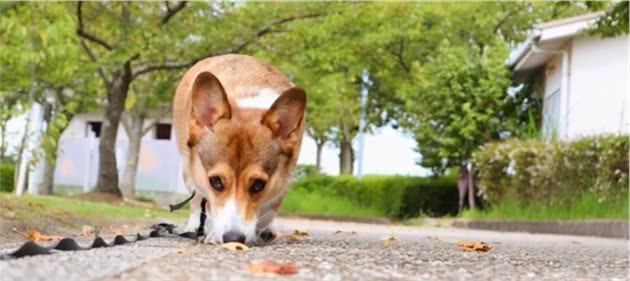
279, 214, 391, 225
453, 219, 629, 239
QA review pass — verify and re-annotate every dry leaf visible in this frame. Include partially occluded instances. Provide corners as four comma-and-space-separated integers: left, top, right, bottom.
246, 261, 298, 275
27, 230, 62, 242
382, 235, 398, 246
221, 242, 250, 251
106, 225, 128, 235
293, 229, 309, 237
81, 225, 95, 237
457, 241, 492, 252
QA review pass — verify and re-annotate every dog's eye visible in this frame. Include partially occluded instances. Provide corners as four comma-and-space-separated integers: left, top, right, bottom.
249, 179, 266, 193
209, 176, 224, 191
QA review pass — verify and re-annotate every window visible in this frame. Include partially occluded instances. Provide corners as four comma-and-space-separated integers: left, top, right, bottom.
86, 121, 102, 138
155, 123, 172, 140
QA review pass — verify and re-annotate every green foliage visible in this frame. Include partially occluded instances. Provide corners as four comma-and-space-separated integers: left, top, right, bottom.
588, 1, 629, 37
281, 188, 385, 218
0, 163, 15, 192
288, 175, 458, 218
462, 191, 628, 220
473, 135, 629, 207
293, 164, 318, 178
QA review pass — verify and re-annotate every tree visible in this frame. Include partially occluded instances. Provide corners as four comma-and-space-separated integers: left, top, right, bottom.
0, 2, 99, 194
73, 1, 327, 196
119, 71, 177, 199
588, 1, 629, 37
377, 2, 600, 209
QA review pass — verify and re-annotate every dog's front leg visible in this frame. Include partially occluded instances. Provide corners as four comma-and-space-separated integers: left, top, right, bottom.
181, 192, 203, 233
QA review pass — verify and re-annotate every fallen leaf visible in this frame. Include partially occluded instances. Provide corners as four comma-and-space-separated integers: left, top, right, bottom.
81, 225, 95, 237
293, 229, 309, 237
106, 225, 128, 235
221, 242, 250, 251
334, 230, 357, 235
27, 230, 62, 242
382, 235, 398, 246
457, 241, 492, 252
246, 261, 298, 275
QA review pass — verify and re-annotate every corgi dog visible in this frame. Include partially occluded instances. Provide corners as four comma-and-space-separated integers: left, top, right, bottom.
173, 54, 306, 244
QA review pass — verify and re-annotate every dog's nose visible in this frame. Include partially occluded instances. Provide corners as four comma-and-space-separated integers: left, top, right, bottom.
222, 231, 246, 244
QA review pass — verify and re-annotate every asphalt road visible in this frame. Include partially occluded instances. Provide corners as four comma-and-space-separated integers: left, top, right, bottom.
0, 218, 627, 281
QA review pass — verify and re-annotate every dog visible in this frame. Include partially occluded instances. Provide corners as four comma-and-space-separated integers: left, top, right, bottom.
173, 54, 306, 244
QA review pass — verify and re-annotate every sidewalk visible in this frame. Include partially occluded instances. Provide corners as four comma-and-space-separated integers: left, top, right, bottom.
453, 219, 628, 239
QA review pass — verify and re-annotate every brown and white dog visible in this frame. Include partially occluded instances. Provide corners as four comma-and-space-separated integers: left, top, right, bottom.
173, 54, 306, 244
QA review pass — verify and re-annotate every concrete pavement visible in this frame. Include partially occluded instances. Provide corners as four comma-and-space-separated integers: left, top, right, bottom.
1, 218, 627, 281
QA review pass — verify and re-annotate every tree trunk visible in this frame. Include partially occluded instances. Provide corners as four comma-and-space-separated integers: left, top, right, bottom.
37, 101, 55, 195
339, 140, 354, 175
95, 71, 131, 196
457, 166, 469, 213
39, 160, 55, 195
315, 140, 324, 174
120, 115, 144, 200
468, 164, 476, 210
0, 122, 5, 161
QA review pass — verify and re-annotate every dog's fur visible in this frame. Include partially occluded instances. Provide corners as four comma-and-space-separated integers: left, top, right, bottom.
173, 54, 306, 244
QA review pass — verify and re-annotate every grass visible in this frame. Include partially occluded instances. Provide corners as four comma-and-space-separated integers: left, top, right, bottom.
0, 192, 187, 222
280, 188, 386, 218
461, 192, 629, 220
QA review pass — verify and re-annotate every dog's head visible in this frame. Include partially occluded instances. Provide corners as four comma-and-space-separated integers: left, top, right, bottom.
187, 72, 305, 243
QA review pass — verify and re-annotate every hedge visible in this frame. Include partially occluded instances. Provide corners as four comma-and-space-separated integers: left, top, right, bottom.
473, 135, 628, 205
0, 163, 15, 193
289, 175, 458, 218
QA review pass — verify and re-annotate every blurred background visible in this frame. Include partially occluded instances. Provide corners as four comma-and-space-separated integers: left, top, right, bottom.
0, 1, 627, 224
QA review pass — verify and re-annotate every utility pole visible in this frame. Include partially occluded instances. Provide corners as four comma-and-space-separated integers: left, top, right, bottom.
356, 69, 371, 178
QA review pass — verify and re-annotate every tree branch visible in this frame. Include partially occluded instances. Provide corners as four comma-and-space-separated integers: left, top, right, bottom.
161, 1, 187, 25
142, 106, 172, 135
79, 39, 111, 86
76, 1, 113, 51
132, 12, 325, 78
393, 39, 410, 73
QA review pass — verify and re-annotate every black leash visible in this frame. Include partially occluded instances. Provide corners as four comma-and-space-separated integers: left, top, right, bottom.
1, 193, 209, 260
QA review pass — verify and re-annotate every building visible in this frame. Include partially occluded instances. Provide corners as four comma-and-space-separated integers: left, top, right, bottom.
508, 13, 629, 140
51, 112, 186, 194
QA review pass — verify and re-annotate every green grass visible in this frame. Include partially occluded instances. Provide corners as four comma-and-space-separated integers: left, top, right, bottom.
280, 188, 386, 217
0, 192, 186, 221
462, 192, 629, 220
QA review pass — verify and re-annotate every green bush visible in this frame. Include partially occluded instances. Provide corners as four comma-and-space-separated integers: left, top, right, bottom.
293, 164, 318, 178
473, 135, 628, 206
288, 175, 458, 218
0, 163, 15, 193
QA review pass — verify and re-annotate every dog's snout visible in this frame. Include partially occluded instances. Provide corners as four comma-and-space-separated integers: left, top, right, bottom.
223, 231, 246, 244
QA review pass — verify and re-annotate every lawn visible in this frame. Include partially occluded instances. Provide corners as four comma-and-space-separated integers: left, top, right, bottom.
0, 192, 187, 223
280, 188, 386, 218
461, 192, 629, 220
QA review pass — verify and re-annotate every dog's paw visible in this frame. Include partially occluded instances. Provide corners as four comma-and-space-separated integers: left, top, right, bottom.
259, 229, 277, 242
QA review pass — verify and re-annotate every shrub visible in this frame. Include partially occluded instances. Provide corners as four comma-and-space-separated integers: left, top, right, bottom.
0, 163, 15, 193
288, 175, 458, 218
473, 135, 628, 206
292, 164, 318, 178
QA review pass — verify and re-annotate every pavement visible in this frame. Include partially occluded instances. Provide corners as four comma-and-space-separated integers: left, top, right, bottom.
0, 218, 627, 281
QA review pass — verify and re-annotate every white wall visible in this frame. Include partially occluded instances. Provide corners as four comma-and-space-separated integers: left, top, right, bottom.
542, 54, 564, 138
567, 35, 629, 139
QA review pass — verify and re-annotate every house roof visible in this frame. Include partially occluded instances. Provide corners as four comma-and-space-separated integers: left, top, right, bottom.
507, 12, 604, 72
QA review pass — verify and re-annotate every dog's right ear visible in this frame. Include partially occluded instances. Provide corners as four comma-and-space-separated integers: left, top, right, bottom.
191, 71, 231, 128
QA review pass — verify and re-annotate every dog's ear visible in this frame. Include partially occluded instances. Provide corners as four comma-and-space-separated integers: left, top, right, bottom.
191, 71, 231, 128
262, 87, 306, 140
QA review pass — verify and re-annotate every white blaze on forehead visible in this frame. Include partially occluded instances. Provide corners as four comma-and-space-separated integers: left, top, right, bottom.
236, 87, 280, 109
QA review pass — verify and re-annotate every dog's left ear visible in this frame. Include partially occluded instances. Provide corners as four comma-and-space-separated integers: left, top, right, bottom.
262, 87, 306, 140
